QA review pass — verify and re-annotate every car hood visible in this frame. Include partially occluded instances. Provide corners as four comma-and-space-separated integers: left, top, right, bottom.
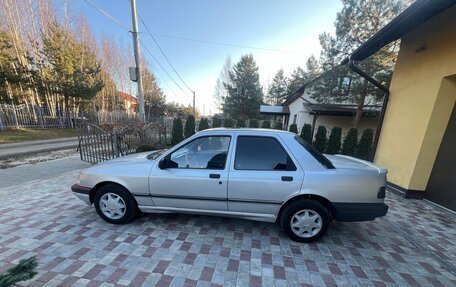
324, 154, 387, 174
94, 151, 156, 167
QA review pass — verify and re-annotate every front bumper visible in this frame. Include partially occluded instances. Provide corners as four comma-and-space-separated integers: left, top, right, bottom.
333, 202, 388, 222
71, 184, 92, 205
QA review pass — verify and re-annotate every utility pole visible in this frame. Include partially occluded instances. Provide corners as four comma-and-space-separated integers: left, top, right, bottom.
130, 0, 145, 122
192, 91, 196, 117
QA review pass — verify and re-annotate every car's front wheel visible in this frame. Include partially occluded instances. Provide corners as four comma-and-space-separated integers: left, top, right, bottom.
94, 184, 137, 224
280, 200, 330, 242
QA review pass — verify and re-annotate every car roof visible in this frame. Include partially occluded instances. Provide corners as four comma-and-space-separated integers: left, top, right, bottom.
197, 128, 294, 135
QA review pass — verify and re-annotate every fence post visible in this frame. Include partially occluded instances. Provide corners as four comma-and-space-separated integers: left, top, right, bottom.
0, 107, 3, 130
12, 103, 19, 129
113, 134, 120, 157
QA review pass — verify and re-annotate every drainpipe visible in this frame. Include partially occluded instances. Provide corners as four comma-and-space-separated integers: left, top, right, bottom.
346, 58, 390, 162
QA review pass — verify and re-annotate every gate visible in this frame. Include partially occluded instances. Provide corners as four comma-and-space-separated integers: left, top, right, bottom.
77, 122, 169, 164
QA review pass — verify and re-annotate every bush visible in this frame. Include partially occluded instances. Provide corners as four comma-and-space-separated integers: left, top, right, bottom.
198, 117, 209, 131
212, 117, 221, 128
289, 124, 298, 134
184, 115, 196, 138
356, 128, 374, 160
261, 120, 271, 128
249, 119, 259, 128
300, 124, 312, 143
236, 119, 246, 128
0, 257, 38, 287
274, 121, 283, 130
313, 126, 327, 153
326, 127, 342, 154
224, 118, 235, 128
341, 128, 358, 156
136, 145, 156, 153
171, 118, 184, 145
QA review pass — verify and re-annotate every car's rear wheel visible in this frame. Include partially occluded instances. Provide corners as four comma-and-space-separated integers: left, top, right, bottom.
280, 200, 330, 242
94, 184, 137, 224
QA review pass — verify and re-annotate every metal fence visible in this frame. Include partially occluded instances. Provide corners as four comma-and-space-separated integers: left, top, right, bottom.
0, 104, 75, 129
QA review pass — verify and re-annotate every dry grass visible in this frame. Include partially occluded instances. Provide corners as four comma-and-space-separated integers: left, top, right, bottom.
0, 128, 78, 144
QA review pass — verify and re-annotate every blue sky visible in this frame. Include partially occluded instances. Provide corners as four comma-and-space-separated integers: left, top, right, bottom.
75, 0, 343, 115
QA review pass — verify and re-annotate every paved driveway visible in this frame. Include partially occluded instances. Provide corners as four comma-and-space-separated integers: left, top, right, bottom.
0, 167, 455, 286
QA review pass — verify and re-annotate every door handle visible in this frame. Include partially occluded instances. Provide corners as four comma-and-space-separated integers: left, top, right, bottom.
281, 176, 293, 182
209, 174, 221, 179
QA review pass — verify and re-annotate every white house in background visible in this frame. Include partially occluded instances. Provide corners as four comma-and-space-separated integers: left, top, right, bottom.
260, 83, 381, 139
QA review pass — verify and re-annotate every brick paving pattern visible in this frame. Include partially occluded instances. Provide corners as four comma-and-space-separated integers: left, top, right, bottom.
0, 170, 455, 286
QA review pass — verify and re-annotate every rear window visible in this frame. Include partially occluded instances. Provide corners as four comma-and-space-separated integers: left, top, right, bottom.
294, 136, 335, 169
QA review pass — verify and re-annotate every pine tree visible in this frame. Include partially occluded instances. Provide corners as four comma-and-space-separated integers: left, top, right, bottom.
171, 118, 184, 145
300, 124, 312, 143
341, 128, 358, 156
326, 127, 342, 154
267, 69, 288, 105
184, 115, 196, 138
198, 118, 209, 131
0, 257, 38, 287
261, 120, 271, 129
212, 117, 221, 128
313, 126, 328, 153
224, 118, 235, 128
236, 119, 246, 128
223, 54, 263, 119
306, 55, 321, 80
287, 67, 309, 95
249, 119, 259, 128
289, 124, 298, 134
356, 128, 374, 160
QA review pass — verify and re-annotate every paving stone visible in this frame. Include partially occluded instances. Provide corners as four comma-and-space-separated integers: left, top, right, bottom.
0, 164, 455, 286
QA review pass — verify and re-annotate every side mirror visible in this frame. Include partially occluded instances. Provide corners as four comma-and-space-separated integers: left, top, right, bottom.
158, 157, 168, 169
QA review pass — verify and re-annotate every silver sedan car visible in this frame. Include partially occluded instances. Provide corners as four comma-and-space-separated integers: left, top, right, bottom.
72, 128, 388, 242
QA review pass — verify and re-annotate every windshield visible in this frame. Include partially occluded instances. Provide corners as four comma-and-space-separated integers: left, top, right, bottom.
147, 149, 168, 160
294, 136, 335, 169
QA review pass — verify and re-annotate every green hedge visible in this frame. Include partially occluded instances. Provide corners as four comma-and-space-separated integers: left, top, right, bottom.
356, 128, 374, 160
249, 119, 259, 128
274, 121, 283, 130
171, 118, 184, 145
184, 115, 196, 138
326, 127, 342, 154
212, 117, 221, 128
236, 119, 246, 128
198, 118, 209, 131
289, 124, 298, 134
261, 120, 271, 128
341, 128, 358, 156
223, 118, 235, 128
313, 126, 327, 153
300, 124, 312, 143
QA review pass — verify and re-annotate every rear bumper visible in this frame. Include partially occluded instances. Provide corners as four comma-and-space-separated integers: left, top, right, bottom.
71, 184, 91, 205
333, 202, 388, 222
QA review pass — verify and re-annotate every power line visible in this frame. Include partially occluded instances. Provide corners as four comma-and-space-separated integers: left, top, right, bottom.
151, 33, 296, 54
84, 0, 130, 31
138, 15, 194, 93
84, 0, 191, 99
140, 39, 192, 97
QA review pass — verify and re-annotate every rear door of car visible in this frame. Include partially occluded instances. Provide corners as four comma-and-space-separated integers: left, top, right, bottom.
227, 133, 304, 215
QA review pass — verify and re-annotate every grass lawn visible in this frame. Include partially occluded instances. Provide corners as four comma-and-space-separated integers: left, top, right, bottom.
0, 128, 78, 144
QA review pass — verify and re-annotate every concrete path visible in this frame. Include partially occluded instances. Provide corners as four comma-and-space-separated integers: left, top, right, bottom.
0, 137, 79, 160
0, 155, 91, 188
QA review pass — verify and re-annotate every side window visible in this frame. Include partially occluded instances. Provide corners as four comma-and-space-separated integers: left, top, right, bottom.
235, 136, 296, 171
169, 136, 230, 169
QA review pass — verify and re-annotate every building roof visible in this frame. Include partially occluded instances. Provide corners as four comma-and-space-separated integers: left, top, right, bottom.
259, 105, 290, 115
304, 103, 381, 117
119, 92, 137, 102
342, 0, 456, 62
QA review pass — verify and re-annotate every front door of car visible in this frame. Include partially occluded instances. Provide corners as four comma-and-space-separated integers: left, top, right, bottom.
149, 135, 232, 211
227, 135, 304, 215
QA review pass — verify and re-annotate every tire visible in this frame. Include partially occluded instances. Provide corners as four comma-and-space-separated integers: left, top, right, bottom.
280, 199, 330, 243
94, 184, 137, 224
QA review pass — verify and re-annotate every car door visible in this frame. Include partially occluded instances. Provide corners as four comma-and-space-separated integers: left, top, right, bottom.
227, 135, 304, 215
148, 135, 232, 211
